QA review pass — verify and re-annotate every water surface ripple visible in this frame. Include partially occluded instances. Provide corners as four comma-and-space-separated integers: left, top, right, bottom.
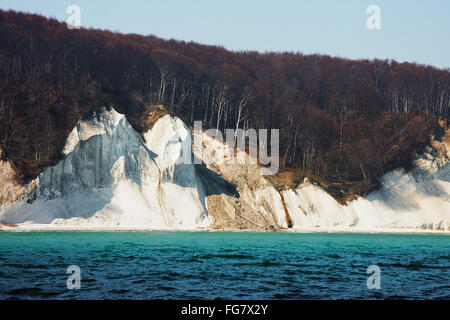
0, 232, 448, 299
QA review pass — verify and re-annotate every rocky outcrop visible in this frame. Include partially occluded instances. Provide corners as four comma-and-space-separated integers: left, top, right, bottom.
0, 150, 36, 212
1, 109, 449, 232
193, 122, 450, 232
0, 108, 210, 229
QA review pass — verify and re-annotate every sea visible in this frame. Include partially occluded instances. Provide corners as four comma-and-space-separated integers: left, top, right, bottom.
0, 231, 448, 299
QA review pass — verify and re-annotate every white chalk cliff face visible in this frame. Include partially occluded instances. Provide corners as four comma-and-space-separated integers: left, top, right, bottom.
0, 107, 449, 232
283, 129, 450, 232
0, 108, 210, 229
193, 127, 450, 232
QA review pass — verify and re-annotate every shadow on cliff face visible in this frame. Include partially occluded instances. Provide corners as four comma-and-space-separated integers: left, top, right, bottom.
0, 188, 114, 224
367, 167, 450, 212
1, 142, 240, 226
194, 159, 239, 199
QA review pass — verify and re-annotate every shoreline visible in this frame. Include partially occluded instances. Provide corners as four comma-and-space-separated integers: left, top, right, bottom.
1, 224, 449, 235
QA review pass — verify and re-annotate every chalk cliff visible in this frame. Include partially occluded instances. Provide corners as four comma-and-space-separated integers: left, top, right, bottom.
1, 109, 449, 232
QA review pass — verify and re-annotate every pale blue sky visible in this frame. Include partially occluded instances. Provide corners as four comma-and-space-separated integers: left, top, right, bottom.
0, 0, 448, 69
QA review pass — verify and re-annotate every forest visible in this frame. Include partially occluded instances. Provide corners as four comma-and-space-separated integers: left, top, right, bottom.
0, 10, 449, 202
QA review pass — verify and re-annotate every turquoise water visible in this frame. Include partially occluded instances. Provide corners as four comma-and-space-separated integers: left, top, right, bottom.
0, 231, 448, 299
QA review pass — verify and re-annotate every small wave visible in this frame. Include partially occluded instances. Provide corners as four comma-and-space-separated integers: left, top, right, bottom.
109, 289, 130, 294
157, 285, 176, 291
387, 262, 449, 270
4, 263, 48, 269
234, 260, 281, 267
6, 287, 48, 297
200, 253, 254, 260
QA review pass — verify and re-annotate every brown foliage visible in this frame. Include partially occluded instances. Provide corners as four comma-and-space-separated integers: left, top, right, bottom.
0, 10, 448, 200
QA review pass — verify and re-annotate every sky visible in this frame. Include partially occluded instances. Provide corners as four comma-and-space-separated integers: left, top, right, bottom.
0, 0, 448, 69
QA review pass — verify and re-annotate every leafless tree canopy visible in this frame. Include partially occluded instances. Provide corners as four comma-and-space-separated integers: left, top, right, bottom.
0, 10, 448, 200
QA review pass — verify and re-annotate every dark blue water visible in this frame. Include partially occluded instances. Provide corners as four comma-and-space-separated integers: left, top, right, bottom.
0, 231, 448, 299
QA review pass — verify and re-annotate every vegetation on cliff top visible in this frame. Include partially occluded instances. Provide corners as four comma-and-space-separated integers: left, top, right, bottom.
0, 10, 449, 201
